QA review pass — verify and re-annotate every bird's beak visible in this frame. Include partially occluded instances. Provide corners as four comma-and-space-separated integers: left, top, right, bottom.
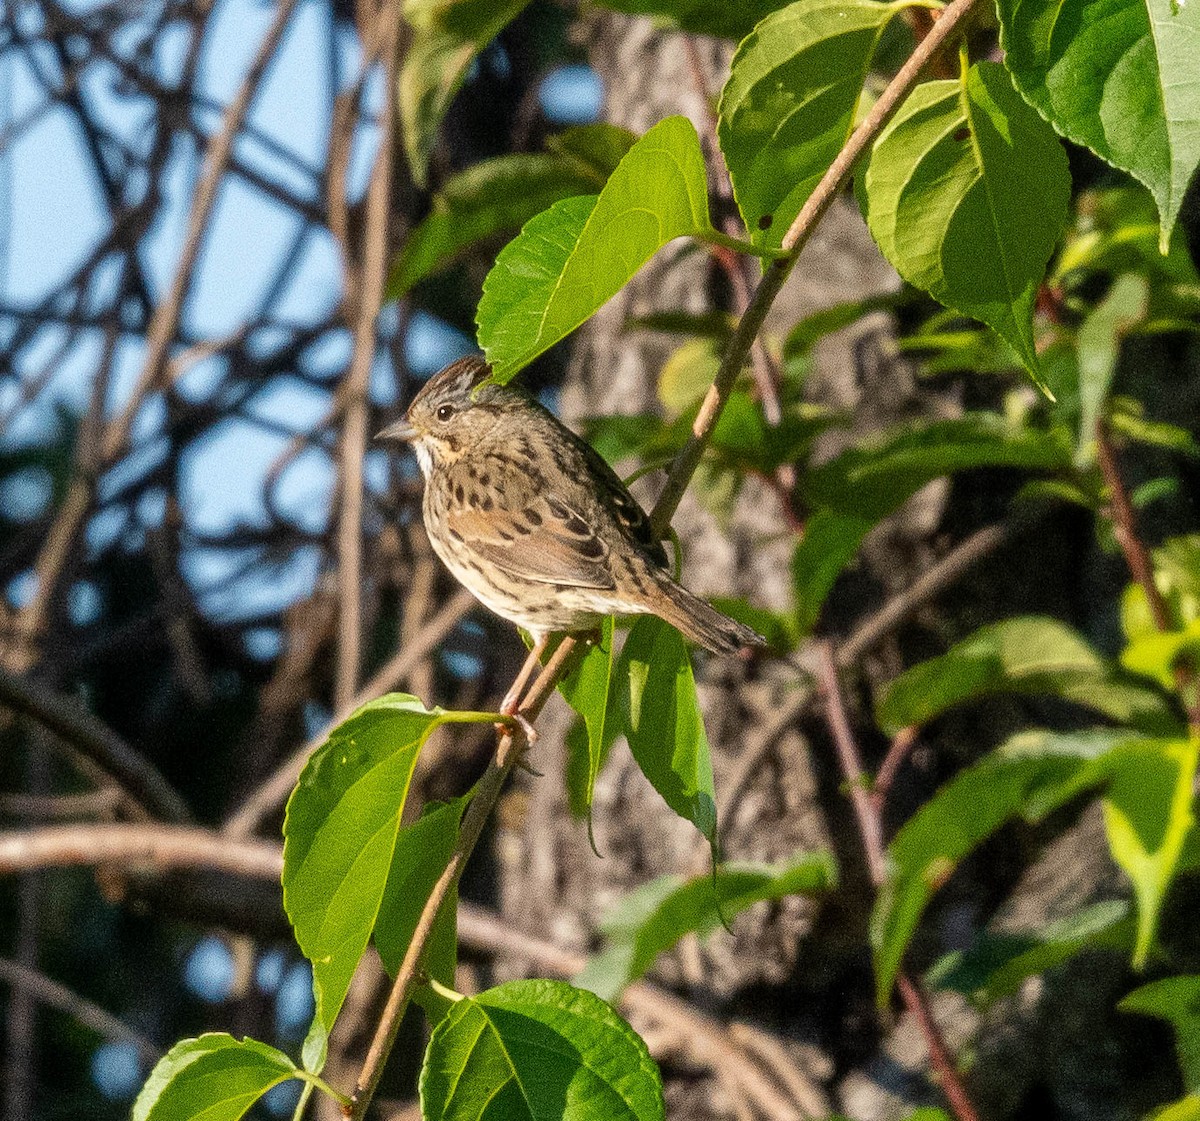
376, 418, 419, 443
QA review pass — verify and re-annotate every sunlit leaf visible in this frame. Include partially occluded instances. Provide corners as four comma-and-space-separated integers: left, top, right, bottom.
875, 615, 1182, 737
719, 0, 901, 248
1103, 738, 1199, 966
283, 694, 494, 1070
133, 1035, 297, 1121
998, 0, 1200, 251
559, 618, 620, 820
420, 979, 665, 1121
478, 116, 713, 381
864, 61, 1070, 389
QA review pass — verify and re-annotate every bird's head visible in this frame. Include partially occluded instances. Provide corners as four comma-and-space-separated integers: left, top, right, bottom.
377, 356, 517, 476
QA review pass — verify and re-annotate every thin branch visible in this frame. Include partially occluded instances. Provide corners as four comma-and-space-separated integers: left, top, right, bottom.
815, 644, 980, 1121
0, 823, 282, 879
334, 1, 404, 711
0, 667, 191, 823
349, 637, 580, 1117
1095, 419, 1171, 631
0, 957, 160, 1064
648, 0, 980, 535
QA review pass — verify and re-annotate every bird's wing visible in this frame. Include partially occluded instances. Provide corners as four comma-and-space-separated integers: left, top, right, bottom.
445, 493, 616, 590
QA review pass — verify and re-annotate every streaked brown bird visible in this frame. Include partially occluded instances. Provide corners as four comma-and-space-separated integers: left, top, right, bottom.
379, 356, 763, 702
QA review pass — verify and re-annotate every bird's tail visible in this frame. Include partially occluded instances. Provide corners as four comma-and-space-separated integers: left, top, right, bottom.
648, 573, 765, 655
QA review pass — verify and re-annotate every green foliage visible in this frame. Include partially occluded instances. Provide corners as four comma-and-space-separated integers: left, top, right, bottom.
399, 0, 532, 187
282, 695, 495, 1070
872, 730, 1197, 1003
1121, 976, 1200, 1091
864, 61, 1071, 389
591, 0, 791, 38
997, 0, 1200, 250
559, 618, 619, 820
792, 510, 875, 637
578, 852, 837, 999
478, 116, 714, 381
719, 0, 902, 249
874, 615, 1181, 737
420, 980, 665, 1121
927, 900, 1133, 1005
132, 1035, 299, 1121
617, 617, 719, 845
804, 414, 1073, 519
388, 127, 637, 298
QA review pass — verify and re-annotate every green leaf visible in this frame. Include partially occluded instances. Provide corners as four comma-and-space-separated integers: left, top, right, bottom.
997, 0, 1200, 251
1076, 274, 1150, 461
658, 339, 722, 414
926, 900, 1133, 1004
283, 694, 494, 1069
709, 392, 847, 474
874, 615, 1182, 737
399, 0, 532, 187
803, 413, 1073, 520
133, 1035, 297, 1121
783, 291, 908, 359
478, 116, 713, 381
387, 155, 601, 298
590, 0, 792, 38
871, 728, 1142, 1005
420, 979, 665, 1121
616, 616, 718, 844
791, 510, 875, 637
1150, 1096, 1200, 1121
546, 124, 639, 180
1122, 976, 1200, 1091
374, 795, 469, 1017
1103, 738, 1199, 966
559, 618, 620, 819
864, 61, 1070, 389
577, 852, 837, 1000
719, 0, 901, 249
1122, 619, 1200, 689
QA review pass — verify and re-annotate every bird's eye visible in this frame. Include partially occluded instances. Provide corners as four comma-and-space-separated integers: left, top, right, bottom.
435, 404, 454, 422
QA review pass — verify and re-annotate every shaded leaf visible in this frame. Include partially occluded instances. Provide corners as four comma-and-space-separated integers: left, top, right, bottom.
400, 0, 532, 187
864, 62, 1070, 388
1076, 274, 1150, 462
719, 0, 901, 248
616, 616, 717, 844
926, 900, 1133, 1004
804, 414, 1073, 519
874, 615, 1182, 737
792, 510, 875, 637
546, 123, 639, 180
998, 0, 1200, 250
420, 979, 664, 1121
559, 618, 619, 819
387, 154, 601, 298
478, 116, 713, 381
1122, 976, 1200, 1091
871, 729, 1142, 1005
577, 852, 837, 999
374, 796, 469, 1019
133, 1035, 296, 1121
